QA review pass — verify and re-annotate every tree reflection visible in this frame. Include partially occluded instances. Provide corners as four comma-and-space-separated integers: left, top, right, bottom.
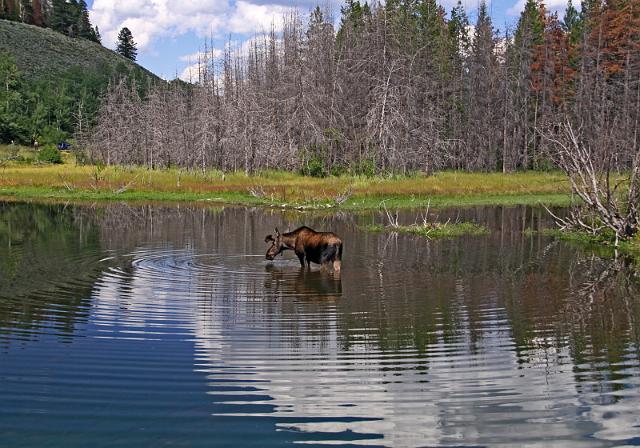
0, 202, 104, 342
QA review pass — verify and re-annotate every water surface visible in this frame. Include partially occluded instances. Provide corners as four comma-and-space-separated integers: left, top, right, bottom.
1, 202, 639, 447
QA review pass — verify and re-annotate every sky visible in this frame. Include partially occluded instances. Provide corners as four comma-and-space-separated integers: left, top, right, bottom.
87, 0, 572, 81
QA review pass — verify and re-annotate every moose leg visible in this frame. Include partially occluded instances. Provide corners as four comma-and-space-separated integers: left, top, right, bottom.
296, 253, 305, 268
333, 260, 341, 273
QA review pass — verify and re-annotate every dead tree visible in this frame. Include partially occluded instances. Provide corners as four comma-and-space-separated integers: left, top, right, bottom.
544, 123, 640, 244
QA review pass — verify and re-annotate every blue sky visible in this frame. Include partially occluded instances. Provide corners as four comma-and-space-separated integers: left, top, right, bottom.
87, 0, 570, 80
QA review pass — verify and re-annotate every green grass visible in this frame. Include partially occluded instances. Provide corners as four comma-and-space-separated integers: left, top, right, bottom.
365, 222, 490, 239
526, 228, 640, 262
0, 162, 572, 209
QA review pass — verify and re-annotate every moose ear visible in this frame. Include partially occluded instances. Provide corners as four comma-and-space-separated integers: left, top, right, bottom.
265, 234, 274, 243
275, 227, 280, 236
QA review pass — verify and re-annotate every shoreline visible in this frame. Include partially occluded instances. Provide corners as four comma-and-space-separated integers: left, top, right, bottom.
0, 186, 571, 209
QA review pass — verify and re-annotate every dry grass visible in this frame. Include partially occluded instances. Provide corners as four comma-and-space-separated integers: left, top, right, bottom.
0, 162, 572, 208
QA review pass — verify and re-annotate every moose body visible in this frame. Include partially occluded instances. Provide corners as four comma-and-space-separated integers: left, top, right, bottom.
265, 226, 342, 272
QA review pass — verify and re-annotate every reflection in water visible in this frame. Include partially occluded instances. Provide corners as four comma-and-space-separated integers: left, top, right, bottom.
0, 203, 104, 342
264, 264, 342, 300
0, 202, 639, 446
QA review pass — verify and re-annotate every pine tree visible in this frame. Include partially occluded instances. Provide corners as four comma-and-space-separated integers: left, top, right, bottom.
468, 0, 500, 169
515, 0, 545, 51
77, 0, 93, 39
93, 25, 102, 44
563, 0, 582, 43
116, 27, 138, 61
0, 52, 23, 142
337, 0, 369, 44
51, 0, 70, 34
448, 0, 470, 59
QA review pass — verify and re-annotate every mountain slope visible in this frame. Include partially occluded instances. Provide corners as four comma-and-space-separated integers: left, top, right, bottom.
0, 19, 161, 145
0, 19, 158, 82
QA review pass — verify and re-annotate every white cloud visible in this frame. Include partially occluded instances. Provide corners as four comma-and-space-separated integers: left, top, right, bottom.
179, 50, 224, 62
179, 62, 202, 82
227, 1, 290, 34
178, 50, 224, 81
90, 0, 295, 53
90, 0, 231, 51
507, 0, 570, 16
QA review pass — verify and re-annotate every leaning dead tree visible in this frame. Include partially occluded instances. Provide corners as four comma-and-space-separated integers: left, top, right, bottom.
544, 123, 640, 244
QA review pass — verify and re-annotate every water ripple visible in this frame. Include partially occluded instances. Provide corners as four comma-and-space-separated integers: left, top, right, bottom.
2, 203, 640, 447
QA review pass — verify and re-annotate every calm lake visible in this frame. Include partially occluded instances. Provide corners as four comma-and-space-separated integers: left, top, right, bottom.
1, 201, 639, 447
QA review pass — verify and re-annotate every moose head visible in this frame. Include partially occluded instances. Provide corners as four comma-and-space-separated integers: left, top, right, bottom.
265, 227, 284, 260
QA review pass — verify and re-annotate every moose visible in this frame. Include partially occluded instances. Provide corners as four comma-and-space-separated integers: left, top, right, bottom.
265, 226, 342, 272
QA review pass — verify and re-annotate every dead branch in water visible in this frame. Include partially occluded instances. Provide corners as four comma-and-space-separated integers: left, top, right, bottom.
543, 123, 639, 244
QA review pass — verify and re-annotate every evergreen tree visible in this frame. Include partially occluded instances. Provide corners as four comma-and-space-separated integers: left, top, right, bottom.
116, 27, 138, 61
77, 0, 93, 40
51, 0, 70, 34
337, 0, 370, 44
67, 0, 80, 37
468, 0, 500, 169
448, 0, 470, 59
562, 0, 582, 70
93, 25, 102, 44
562, 0, 582, 43
0, 52, 24, 142
472, 1, 496, 70
515, 0, 545, 51
421, 0, 453, 84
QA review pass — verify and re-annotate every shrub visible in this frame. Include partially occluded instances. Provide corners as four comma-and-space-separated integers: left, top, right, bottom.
300, 147, 327, 177
37, 145, 62, 164
352, 157, 377, 177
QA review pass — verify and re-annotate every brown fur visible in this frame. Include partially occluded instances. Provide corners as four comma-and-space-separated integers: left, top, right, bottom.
265, 226, 343, 272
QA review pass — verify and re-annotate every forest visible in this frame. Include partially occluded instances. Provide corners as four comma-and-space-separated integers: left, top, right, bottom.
0, 50, 152, 146
0, 0, 100, 42
86, 0, 640, 176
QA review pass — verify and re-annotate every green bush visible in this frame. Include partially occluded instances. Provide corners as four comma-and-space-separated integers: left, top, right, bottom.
353, 157, 377, 177
305, 154, 326, 177
37, 145, 62, 164
300, 147, 327, 177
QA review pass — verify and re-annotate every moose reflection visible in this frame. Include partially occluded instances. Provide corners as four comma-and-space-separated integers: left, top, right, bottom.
265, 226, 343, 273
264, 264, 342, 300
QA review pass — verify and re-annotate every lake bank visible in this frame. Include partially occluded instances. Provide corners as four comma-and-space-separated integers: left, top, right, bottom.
0, 163, 571, 209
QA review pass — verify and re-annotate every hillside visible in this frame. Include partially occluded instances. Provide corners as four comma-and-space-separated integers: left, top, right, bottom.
0, 19, 158, 81
0, 19, 161, 145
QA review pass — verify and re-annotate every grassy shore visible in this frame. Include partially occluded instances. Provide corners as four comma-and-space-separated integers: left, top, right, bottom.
0, 157, 572, 209
526, 228, 640, 262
